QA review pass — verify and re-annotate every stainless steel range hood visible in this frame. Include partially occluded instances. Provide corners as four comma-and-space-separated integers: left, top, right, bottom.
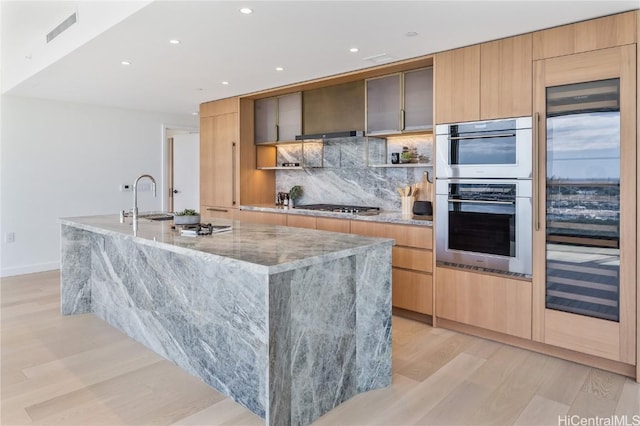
295, 130, 364, 141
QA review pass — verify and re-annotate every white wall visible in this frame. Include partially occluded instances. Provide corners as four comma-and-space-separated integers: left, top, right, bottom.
1, 1, 151, 92
0, 95, 198, 277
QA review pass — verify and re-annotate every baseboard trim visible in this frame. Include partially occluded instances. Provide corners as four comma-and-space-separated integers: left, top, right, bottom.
437, 317, 636, 379
392, 307, 433, 325
1, 261, 60, 278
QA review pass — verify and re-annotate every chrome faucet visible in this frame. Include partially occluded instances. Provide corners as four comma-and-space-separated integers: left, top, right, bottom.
132, 174, 157, 232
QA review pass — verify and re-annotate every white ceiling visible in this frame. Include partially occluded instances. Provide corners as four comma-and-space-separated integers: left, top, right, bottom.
4, 0, 638, 116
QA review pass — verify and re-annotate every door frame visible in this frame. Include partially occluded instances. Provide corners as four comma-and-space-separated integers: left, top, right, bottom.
162, 124, 199, 212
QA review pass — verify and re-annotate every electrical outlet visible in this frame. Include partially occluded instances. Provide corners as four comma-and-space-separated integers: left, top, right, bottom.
5, 232, 15, 243
137, 183, 151, 192
120, 184, 132, 192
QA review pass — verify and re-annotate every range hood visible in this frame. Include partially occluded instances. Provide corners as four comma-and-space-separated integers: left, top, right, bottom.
295, 130, 364, 141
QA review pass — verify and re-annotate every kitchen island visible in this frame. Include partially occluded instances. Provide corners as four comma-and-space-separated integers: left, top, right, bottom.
59, 215, 393, 426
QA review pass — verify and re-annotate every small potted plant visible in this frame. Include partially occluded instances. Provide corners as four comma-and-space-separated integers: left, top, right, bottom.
288, 185, 303, 208
174, 208, 200, 225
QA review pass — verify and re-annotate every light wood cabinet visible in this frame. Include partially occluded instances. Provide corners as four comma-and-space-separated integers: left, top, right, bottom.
532, 11, 637, 60
287, 215, 316, 229
350, 220, 433, 315
201, 205, 235, 220
200, 112, 238, 209
255, 92, 302, 144
392, 246, 432, 273
350, 221, 432, 249
435, 45, 481, 124
316, 217, 350, 233
435, 267, 532, 340
480, 34, 532, 120
236, 210, 287, 226
533, 45, 637, 364
200, 98, 274, 215
392, 269, 432, 315
435, 35, 532, 124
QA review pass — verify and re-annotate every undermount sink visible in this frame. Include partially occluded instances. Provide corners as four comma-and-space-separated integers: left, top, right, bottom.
138, 212, 174, 221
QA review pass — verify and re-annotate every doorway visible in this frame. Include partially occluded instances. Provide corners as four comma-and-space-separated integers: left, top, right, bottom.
163, 126, 199, 213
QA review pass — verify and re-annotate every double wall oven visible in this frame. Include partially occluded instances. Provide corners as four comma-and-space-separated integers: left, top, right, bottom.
435, 117, 533, 276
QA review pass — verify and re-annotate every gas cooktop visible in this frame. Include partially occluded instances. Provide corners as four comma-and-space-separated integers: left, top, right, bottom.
294, 204, 381, 215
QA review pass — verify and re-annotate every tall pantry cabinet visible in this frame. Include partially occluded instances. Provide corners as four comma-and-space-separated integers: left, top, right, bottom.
200, 97, 274, 218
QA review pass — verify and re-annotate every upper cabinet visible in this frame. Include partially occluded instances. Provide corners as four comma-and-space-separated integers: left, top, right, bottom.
480, 34, 532, 120
366, 67, 433, 135
434, 45, 481, 124
532, 12, 637, 60
254, 92, 302, 144
435, 34, 532, 124
303, 80, 365, 135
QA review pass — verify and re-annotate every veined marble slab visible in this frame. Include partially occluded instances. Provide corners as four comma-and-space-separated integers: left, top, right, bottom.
60, 215, 393, 426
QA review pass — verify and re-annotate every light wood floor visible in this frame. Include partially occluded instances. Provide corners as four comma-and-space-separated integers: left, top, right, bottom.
1, 271, 638, 425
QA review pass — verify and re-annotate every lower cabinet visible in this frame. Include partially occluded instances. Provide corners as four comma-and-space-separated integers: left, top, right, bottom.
235, 210, 287, 225
286, 215, 316, 229
435, 266, 532, 340
392, 269, 433, 315
201, 205, 236, 220
237, 209, 434, 316
350, 221, 433, 315
316, 217, 350, 233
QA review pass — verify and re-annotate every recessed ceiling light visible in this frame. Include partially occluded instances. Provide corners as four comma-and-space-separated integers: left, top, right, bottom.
275, 67, 284, 71
169, 39, 181, 44
240, 7, 253, 14
405, 31, 418, 37
221, 81, 229, 85
121, 60, 131, 66
349, 47, 359, 53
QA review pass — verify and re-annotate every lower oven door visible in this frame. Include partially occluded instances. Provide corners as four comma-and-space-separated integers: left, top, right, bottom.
436, 179, 532, 276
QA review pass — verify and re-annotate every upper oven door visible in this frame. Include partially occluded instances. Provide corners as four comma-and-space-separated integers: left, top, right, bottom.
435, 117, 532, 179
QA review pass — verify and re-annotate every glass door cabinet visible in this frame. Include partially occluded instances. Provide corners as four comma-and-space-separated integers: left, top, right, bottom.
533, 45, 636, 365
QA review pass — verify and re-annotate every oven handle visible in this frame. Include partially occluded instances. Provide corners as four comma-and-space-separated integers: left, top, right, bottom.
448, 132, 516, 140
448, 199, 515, 205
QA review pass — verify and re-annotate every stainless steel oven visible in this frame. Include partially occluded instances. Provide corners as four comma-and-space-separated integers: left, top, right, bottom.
436, 179, 532, 276
436, 117, 532, 179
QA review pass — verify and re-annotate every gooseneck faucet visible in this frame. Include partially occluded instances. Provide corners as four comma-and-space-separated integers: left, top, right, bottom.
132, 174, 157, 233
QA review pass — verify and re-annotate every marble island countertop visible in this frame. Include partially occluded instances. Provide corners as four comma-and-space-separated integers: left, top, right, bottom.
60, 213, 393, 425
60, 214, 394, 274
240, 204, 433, 226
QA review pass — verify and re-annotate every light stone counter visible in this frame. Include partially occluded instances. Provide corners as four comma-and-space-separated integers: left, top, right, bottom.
60, 215, 393, 426
241, 204, 433, 226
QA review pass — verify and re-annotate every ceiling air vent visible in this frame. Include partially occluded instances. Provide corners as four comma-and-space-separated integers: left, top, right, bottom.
363, 53, 396, 65
46, 12, 77, 43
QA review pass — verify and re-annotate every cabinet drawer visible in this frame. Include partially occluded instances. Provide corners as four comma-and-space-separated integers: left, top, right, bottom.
392, 246, 432, 273
350, 221, 432, 249
392, 268, 432, 315
435, 267, 532, 340
287, 215, 316, 229
201, 206, 236, 220
316, 217, 351, 233
236, 210, 287, 225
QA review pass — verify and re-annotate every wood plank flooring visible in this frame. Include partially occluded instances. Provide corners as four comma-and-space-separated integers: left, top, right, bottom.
2, 270, 638, 425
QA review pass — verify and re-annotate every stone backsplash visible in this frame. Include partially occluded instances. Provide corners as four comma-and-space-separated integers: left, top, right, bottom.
276, 135, 433, 211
